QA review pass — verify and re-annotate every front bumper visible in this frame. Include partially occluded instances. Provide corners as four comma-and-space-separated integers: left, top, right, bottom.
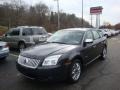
0, 48, 9, 59
16, 63, 69, 81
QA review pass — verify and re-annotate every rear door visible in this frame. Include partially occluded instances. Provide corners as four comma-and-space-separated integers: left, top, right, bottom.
32, 28, 47, 43
92, 30, 102, 57
22, 28, 33, 43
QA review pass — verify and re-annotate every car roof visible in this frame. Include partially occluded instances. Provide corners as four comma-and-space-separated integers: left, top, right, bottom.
59, 28, 94, 32
98, 29, 105, 31
16, 26, 44, 29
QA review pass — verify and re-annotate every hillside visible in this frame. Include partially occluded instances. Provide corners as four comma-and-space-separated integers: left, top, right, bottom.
0, 26, 8, 36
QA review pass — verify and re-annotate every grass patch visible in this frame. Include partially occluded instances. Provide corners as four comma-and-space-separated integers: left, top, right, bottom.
0, 26, 8, 36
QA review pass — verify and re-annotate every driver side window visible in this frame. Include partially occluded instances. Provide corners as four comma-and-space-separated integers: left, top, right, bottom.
92, 30, 101, 40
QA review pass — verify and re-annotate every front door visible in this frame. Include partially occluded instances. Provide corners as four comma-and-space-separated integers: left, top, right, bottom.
81, 31, 95, 64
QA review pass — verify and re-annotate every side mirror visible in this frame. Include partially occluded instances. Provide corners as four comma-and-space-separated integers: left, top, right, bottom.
84, 39, 93, 47
85, 39, 93, 43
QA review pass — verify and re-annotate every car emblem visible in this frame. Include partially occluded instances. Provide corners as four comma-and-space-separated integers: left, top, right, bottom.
24, 58, 29, 64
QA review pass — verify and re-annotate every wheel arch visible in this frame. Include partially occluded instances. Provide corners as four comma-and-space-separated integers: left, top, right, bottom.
18, 40, 26, 47
70, 55, 84, 69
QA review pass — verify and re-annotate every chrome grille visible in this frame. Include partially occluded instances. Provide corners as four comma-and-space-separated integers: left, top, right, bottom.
18, 56, 41, 69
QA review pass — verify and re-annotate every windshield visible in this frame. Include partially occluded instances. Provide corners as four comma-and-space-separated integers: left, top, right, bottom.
47, 30, 84, 45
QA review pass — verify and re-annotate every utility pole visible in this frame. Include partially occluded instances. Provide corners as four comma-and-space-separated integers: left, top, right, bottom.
82, 0, 84, 27
54, 0, 60, 30
91, 15, 93, 27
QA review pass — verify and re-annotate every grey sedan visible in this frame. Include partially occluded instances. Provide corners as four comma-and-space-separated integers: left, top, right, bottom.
0, 41, 9, 59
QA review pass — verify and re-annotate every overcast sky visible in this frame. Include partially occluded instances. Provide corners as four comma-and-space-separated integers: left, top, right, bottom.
1, 0, 120, 26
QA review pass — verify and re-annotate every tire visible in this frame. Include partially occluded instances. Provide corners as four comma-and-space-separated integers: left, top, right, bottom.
1, 57, 7, 60
18, 42, 26, 52
100, 48, 107, 60
105, 34, 108, 38
68, 60, 82, 83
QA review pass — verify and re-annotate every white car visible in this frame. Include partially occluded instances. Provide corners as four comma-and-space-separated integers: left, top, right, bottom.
0, 41, 9, 60
103, 29, 111, 37
109, 30, 116, 36
115, 30, 119, 35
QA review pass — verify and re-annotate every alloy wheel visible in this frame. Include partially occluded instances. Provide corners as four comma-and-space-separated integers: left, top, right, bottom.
71, 62, 81, 81
103, 48, 107, 59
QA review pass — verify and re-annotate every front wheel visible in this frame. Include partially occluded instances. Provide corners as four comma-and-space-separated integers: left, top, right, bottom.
68, 60, 82, 83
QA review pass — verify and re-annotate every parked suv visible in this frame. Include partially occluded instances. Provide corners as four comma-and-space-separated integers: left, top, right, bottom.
16, 28, 107, 83
1, 26, 49, 51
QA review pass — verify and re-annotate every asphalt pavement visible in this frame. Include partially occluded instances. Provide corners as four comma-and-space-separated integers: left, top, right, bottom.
1, 35, 120, 90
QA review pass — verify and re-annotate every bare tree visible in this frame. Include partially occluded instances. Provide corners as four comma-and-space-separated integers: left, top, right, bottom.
0, 1, 91, 32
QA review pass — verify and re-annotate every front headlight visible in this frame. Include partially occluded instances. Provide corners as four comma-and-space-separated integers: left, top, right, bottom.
42, 55, 62, 66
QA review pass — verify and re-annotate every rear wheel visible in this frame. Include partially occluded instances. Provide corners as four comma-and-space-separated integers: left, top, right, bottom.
100, 48, 107, 60
68, 60, 82, 83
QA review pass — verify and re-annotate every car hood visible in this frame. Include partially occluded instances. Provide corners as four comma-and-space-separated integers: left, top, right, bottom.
21, 43, 78, 59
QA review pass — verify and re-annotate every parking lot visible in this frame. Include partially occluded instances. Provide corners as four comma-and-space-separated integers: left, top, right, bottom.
0, 35, 120, 90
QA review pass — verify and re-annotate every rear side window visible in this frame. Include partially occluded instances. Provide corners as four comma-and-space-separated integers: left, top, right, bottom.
22, 28, 33, 36
32, 28, 47, 35
97, 30, 104, 37
9, 29, 20, 36
92, 31, 101, 40
85, 31, 93, 40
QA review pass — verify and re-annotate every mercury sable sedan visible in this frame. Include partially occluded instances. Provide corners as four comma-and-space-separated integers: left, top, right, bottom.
16, 28, 107, 83
0, 41, 9, 60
